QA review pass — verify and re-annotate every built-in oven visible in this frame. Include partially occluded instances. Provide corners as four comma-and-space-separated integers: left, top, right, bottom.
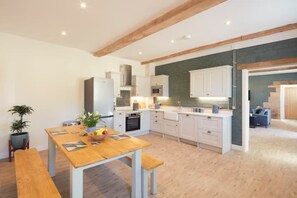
126, 113, 141, 132
151, 85, 163, 97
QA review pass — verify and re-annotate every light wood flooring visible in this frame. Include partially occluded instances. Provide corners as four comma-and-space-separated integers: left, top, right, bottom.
1, 119, 297, 198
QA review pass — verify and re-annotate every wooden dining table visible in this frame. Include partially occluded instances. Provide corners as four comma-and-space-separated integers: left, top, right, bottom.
45, 125, 151, 198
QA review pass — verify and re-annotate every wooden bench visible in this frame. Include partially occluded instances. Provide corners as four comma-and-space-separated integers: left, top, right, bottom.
14, 148, 61, 198
120, 152, 164, 198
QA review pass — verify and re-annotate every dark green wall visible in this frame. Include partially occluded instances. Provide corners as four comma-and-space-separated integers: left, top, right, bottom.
249, 73, 297, 109
155, 37, 297, 146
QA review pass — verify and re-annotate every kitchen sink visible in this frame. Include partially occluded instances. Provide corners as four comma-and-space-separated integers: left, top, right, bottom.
164, 111, 179, 121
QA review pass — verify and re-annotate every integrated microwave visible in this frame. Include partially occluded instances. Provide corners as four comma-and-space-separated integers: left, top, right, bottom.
151, 85, 163, 97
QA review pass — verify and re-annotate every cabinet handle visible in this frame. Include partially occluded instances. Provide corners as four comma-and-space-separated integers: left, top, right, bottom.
155, 116, 157, 118
207, 131, 211, 134
186, 114, 189, 117
155, 120, 157, 123
119, 113, 122, 115
119, 125, 122, 127
155, 111, 158, 113
207, 93, 209, 96
207, 116, 211, 119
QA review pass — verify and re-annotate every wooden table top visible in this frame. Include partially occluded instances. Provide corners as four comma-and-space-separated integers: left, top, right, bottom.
45, 125, 151, 168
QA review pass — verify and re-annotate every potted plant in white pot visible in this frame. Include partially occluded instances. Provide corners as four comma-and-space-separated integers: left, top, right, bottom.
8, 105, 34, 149
77, 111, 102, 132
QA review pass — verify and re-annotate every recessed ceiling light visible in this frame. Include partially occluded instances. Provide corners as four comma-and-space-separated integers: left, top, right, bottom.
225, 20, 231, 25
80, 2, 87, 9
138, 51, 142, 55
182, 35, 192, 40
171, 39, 175, 44
61, 31, 67, 36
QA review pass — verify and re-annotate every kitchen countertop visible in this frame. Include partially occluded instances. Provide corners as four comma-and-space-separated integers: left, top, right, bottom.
115, 108, 232, 118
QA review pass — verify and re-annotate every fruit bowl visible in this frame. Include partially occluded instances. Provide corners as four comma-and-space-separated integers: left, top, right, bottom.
88, 128, 108, 141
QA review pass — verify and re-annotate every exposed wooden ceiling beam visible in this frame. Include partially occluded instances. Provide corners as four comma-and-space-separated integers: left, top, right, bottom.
237, 57, 297, 70
142, 23, 297, 65
94, 0, 226, 57
249, 66, 297, 73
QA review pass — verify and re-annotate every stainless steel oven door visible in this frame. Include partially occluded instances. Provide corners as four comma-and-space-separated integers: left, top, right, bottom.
126, 113, 141, 132
151, 85, 163, 97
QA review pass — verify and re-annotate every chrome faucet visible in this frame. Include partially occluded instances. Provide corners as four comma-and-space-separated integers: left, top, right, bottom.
178, 101, 182, 111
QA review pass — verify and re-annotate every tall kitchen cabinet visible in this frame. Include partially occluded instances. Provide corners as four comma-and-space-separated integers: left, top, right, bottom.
190, 65, 232, 97
106, 72, 121, 98
132, 75, 150, 97
150, 75, 169, 97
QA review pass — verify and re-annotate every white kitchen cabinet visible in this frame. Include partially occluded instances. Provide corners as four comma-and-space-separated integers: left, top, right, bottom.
132, 75, 150, 97
190, 70, 205, 97
150, 111, 164, 133
197, 116, 231, 154
179, 114, 197, 142
163, 120, 179, 137
150, 75, 169, 97
189, 65, 232, 97
140, 110, 150, 132
106, 72, 121, 98
113, 111, 125, 132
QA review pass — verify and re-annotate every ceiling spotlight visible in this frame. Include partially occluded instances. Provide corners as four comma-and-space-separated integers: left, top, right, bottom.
225, 20, 231, 25
182, 35, 192, 40
138, 51, 142, 55
171, 39, 175, 43
80, 2, 87, 9
61, 31, 67, 36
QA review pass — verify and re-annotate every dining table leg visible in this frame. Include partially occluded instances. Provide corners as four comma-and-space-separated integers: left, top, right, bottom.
70, 166, 83, 198
48, 137, 56, 177
131, 149, 142, 198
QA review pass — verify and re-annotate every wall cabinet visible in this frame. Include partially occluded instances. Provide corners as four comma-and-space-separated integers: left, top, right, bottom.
179, 114, 197, 142
106, 72, 121, 98
150, 75, 169, 97
190, 65, 232, 97
163, 120, 179, 137
132, 75, 150, 97
150, 111, 164, 133
113, 111, 125, 132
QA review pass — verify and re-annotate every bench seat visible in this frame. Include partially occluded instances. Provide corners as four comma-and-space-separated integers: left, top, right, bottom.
14, 148, 61, 198
120, 152, 164, 198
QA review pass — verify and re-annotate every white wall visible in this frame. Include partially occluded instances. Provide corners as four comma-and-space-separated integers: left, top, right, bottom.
0, 32, 144, 159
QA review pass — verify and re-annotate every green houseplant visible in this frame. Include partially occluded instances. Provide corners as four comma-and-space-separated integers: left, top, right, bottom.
8, 105, 34, 149
77, 111, 101, 132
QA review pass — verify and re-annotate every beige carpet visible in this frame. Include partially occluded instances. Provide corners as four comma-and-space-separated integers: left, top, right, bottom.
0, 119, 296, 198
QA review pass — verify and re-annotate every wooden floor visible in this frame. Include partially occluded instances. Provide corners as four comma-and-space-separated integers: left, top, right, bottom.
1, 119, 297, 198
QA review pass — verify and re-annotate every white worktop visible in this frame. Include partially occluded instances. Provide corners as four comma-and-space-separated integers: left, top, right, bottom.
115, 107, 232, 118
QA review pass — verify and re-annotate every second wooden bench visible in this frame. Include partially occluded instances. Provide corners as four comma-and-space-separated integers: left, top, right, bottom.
14, 148, 61, 198
120, 152, 164, 198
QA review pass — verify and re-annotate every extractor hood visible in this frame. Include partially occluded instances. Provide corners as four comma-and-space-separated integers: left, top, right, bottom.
120, 64, 132, 86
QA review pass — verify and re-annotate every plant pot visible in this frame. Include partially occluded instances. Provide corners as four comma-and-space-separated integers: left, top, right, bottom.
86, 127, 97, 132
10, 132, 29, 149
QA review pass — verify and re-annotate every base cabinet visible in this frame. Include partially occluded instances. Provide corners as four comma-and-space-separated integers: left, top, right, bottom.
113, 112, 125, 132
163, 120, 179, 137
140, 111, 150, 131
197, 116, 231, 154
150, 111, 164, 133
179, 114, 197, 142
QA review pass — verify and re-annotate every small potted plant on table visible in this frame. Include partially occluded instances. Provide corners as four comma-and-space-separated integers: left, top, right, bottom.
77, 111, 101, 132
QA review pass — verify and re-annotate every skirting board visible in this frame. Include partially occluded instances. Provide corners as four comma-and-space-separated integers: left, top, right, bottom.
0, 145, 48, 160
231, 144, 244, 151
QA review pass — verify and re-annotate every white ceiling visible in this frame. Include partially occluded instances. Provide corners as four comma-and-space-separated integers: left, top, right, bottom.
1, 0, 297, 63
